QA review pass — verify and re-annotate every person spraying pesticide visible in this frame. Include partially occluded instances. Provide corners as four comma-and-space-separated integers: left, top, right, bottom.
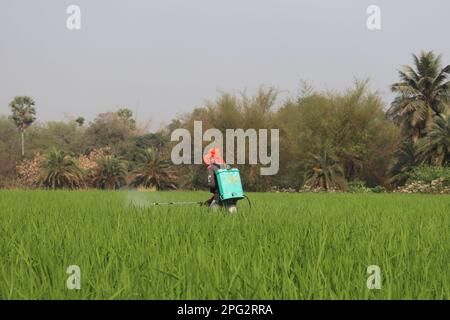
140, 147, 248, 212
202, 147, 245, 213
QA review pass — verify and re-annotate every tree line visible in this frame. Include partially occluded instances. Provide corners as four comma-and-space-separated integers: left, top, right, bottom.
0, 51, 449, 191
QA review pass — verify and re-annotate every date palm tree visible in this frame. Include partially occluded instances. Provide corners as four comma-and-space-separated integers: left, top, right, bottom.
388, 51, 450, 142
416, 112, 450, 166
130, 148, 176, 190
40, 149, 84, 189
388, 142, 418, 186
9, 96, 36, 157
91, 155, 128, 189
304, 152, 347, 191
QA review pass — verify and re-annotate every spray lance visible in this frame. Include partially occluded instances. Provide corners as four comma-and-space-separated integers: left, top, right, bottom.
148, 201, 203, 206
146, 197, 252, 209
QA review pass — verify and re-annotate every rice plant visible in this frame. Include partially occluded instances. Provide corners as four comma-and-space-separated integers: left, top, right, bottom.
0, 191, 448, 299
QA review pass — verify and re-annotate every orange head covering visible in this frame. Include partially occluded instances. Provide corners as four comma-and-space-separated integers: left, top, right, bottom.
203, 147, 225, 165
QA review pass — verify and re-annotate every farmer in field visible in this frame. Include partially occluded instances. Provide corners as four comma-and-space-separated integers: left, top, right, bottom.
203, 147, 225, 208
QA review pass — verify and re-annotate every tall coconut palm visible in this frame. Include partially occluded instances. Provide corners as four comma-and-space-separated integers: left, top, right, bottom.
388, 142, 418, 186
304, 152, 347, 191
91, 155, 128, 189
9, 96, 37, 157
416, 112, 450, 166
130, 148, 176, 190
40, 149, 84, 189
388, 51, 450, 142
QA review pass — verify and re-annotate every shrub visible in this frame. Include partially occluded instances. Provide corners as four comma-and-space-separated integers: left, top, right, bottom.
395, 180, 450, 194
371, 186, 386, 193
394, 166, 450, 194
407, 166, 450, 186
77, 147, 111, 172
16, 153, 44, 188
348, 180, 371, 193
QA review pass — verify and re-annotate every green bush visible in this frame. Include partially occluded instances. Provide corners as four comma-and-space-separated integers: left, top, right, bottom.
348, 180, 372, 193
408, 166, 450, 186
371, 185, 386, 193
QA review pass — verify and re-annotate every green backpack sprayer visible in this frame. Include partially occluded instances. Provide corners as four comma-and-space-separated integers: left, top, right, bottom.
203, 147, 250, 213
205, 167, 246, 213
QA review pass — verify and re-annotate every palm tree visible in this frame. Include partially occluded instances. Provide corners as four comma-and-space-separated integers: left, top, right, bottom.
40, 149, 84, 189
388, 51, 450, 142
388, 142, 418, 186
130, 148, 176, 190
304, 152, 347, 191
9, 96, 37, 157
91, 155, 128, 189
416, 112, 450, 166
75, 117, 85, 127
117, 108, 136, 129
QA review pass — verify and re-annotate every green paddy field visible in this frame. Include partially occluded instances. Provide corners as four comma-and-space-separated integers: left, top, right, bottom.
0, 191, 448, 299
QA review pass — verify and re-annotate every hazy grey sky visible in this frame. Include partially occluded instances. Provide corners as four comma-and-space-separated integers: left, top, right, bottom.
1, 0, 449, 129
